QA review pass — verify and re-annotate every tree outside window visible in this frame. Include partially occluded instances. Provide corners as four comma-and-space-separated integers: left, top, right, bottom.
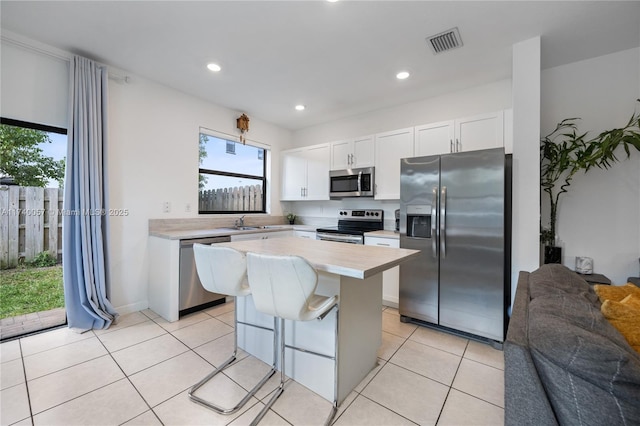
0, 123, 65, 187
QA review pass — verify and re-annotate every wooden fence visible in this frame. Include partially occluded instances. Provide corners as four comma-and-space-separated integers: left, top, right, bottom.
0, 186, 63, 269
199, 184, 263, 212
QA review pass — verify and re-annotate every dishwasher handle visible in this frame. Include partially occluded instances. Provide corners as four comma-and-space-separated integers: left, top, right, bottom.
180, 236, 231, 247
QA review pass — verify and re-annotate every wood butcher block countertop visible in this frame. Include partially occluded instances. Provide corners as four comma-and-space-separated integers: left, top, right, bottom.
220, 237, 420, 279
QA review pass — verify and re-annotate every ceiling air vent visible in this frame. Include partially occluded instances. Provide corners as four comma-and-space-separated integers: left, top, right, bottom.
427, 27, 463, 54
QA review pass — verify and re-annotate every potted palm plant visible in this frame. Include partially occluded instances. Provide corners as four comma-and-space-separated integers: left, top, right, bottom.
540, 101, 640, 264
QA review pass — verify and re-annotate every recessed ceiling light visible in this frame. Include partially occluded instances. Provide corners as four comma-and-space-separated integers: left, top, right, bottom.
327, 0, 339, 2
396, 71, 410, 80
295, 105, 306, 111
207, 63, 221, 72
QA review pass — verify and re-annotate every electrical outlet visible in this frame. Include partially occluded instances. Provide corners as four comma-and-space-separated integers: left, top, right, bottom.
185, 203, 191, 213
162, 201, 171, 213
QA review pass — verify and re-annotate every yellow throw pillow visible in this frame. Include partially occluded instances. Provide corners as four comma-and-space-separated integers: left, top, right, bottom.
594, 283, 640, 304
621, 294, 640, 310
601, 294, 640, 352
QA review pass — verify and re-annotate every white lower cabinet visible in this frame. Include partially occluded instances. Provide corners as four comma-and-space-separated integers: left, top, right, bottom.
230, 230, 292, 242
364, 235, 399, 307
294, 230, 316, 239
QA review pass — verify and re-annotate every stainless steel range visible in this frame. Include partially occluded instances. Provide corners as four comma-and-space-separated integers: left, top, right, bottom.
316, 209, 384, 244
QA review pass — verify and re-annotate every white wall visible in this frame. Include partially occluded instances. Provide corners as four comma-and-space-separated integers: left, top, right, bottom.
107, 74, 291, 312
511, 37, 541, 297
291, 79, 512, 148
541, 47, 640, 284
1, 35, 292, 314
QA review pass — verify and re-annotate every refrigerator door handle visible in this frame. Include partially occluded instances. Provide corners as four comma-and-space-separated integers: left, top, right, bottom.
432, 187, 438, 258
440, 186, 447, 258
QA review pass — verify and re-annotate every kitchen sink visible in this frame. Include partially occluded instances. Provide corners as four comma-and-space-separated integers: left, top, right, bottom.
215, 225, 288, 232
216, 226, 259, 232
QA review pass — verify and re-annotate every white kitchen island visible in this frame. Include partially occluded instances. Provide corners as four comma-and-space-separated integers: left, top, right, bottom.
219, 237, 419, 405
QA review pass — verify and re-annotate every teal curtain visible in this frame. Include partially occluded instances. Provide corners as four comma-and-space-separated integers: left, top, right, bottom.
62, 55, 118, 331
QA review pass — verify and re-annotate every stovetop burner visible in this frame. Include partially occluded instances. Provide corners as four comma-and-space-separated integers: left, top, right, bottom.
316, 209, 384, 236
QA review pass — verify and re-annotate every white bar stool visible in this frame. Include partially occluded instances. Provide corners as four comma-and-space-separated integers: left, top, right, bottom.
189, 244, 278, 414
246, 252, 339, 426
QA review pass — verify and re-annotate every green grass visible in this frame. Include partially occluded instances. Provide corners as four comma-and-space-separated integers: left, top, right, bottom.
0, 265, 64, 318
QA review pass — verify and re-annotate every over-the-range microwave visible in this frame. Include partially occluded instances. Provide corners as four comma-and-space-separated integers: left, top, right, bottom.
329, 167, 375, 199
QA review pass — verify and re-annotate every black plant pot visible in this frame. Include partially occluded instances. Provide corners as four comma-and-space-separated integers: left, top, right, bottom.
544, 246, 562, 264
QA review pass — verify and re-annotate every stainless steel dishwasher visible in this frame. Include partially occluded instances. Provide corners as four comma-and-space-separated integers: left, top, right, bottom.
179, 236, 230, 316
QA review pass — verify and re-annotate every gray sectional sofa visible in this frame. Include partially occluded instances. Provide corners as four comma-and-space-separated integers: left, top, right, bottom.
504, 264, 640, 425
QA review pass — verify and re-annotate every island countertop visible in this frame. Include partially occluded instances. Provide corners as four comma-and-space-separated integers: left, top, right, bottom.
220, 237, 420, 279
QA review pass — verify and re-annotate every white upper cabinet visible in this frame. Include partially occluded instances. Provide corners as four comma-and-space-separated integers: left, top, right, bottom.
455, 111, 504, 152
305, 144, 331, 199
330, 135, 374, 170
414, 110, 506, 156
281, 144, 330, 201
415, 120, 455, 157
374, 127, 414, 200
281, 149, 307, 201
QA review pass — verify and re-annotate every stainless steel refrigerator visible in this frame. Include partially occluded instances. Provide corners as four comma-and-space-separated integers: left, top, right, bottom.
399, 147, 509, 342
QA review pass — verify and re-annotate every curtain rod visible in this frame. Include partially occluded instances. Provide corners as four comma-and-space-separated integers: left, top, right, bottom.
108, 74, 131, 84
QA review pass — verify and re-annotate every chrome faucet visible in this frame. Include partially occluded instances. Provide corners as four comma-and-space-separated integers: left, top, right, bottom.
235, 215, 245, 228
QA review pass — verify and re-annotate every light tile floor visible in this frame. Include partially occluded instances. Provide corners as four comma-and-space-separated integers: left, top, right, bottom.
0, 303, 505, 426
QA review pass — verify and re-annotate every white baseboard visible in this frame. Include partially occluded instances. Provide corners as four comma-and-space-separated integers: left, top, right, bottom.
114, 300, 148, 316
383, 299, 398, 309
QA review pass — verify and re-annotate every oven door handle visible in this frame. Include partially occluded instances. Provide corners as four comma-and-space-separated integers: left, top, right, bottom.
316, 233, 363, 244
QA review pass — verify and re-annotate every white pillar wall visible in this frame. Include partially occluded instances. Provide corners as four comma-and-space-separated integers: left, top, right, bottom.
511, 37, 541, 301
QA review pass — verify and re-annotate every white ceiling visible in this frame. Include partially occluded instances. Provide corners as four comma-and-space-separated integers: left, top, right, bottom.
2, 1, 639, 131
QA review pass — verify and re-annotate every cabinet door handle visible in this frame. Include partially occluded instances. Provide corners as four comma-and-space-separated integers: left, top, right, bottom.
456, 139, 460, 152
450, 139, 454, 153
377, 243, 390, 247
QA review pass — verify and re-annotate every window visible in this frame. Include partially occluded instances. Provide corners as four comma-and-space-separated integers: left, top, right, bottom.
0, 118, 67, 188
198, 132, 267, 214
0, 117, 67, 338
